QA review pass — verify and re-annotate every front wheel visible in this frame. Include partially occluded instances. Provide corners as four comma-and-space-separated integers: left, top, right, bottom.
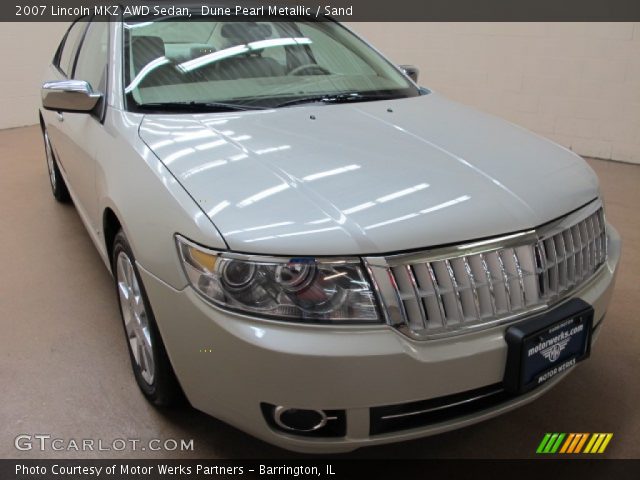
41, 125, 70, 202
112, 230, 183, 406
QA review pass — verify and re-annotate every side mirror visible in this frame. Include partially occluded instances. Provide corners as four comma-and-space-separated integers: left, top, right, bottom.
399, 65, 419, 83
41, 80, 101, 113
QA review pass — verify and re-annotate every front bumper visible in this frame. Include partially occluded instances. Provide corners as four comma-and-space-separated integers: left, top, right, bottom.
138, 225, 620, 453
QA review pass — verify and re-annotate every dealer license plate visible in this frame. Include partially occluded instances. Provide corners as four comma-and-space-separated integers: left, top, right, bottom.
504, 299, 593, 394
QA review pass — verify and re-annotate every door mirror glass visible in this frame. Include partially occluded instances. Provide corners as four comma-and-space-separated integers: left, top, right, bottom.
41, 80, 101, 113
399, 65, 419, 83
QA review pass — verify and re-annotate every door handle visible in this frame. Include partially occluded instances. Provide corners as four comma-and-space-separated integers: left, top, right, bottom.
56, 112, 64, 122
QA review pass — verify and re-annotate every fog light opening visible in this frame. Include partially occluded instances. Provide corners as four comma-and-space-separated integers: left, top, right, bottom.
273, 406, 328, 432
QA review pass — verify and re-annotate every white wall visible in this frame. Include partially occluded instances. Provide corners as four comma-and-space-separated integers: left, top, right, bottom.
1, 22, 639, 164
350, 22, 640, 164
0, 22, 69, 130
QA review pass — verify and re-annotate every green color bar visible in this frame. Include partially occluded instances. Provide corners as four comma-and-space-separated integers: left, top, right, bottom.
550, 433, 566, 453
536, 433, 552, 454
543, 433, 559, 453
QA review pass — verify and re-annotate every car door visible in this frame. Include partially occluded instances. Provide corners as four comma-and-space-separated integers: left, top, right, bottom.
43, 19, 87, 180
48, 19, 110, 234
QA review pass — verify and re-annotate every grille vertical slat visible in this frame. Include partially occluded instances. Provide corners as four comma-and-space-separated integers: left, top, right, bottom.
444, 259, 466, 323
366, 205, 607, 339
386, 267, 410, 326
564, 229, 576, 286
572, 225, 583, 282
536, 241, 549, 297
593, 212, 602, 263
495, 250, 513, 313
591, 217, 598, 270
426, 263, 447, 327
412, 263, 444, 328
578, 220, 590, 278
596, 210, 606, 265
462, 257, 483, 319
406, 265, 428, 330
431, 261, 459, 325
478, 253, 498, 317
554, 233, 568, 290
544, 238, 559, 295
588, 220, 595, 270
586, 216, 596, 271
511, 248, 528, 307
598, 215, 605, 261
516, 245, 539, 306
390, 266, 423, 331
582, 222, 591, 279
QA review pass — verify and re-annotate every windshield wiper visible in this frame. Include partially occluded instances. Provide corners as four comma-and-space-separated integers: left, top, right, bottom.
274, 92, 403, 108
136, 101, 267, 112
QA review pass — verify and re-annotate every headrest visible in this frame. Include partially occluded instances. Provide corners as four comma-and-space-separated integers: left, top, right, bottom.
220, 23, 273, 44
132, 36, 166, 72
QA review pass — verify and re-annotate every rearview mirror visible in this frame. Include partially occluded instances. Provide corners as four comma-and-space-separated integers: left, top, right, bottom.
399, 65, 419, 83
41, 80, 101, 113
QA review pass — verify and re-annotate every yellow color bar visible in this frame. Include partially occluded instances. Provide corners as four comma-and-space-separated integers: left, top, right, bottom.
574, 433, 589, 453
583, 433, 599, 453
590, 434, 607, 453
560, 433, 575, 454
597, 434, 613, 453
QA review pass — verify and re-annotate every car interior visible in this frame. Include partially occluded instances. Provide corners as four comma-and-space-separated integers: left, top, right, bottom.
126, 21, 322, 90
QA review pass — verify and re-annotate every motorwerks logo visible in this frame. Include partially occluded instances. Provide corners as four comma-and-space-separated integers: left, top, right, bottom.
528, 323, 583, 363
536, 433, 613, 454
540, 338, 570, 362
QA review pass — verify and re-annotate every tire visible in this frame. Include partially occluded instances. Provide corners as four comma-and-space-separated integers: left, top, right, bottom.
112, 230, 183, 406
41, 124, 70, 202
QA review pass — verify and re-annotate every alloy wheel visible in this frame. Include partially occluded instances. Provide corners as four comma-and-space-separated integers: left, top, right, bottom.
116, 252, 155, 385
43, 130, 57, 190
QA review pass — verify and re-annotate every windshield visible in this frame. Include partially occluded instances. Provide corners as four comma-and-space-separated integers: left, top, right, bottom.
122, 17, 420, 111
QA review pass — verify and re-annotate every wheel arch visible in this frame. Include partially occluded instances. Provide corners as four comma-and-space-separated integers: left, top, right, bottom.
103, 206, 123, 272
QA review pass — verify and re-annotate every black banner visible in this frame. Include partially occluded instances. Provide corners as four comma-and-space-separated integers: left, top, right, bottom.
4, 0, 640, 22
2, 459, 640, 480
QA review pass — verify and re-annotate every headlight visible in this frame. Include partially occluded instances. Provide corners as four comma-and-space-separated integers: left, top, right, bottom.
175, 235, 380, 323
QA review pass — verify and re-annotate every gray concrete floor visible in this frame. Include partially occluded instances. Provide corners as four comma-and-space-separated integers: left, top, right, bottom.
1, 125, 639, 459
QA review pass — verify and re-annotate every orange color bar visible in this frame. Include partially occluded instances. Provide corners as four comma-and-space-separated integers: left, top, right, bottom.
567, 434, 584, 453
574, 433, 589, 453
560, 434, 576, 454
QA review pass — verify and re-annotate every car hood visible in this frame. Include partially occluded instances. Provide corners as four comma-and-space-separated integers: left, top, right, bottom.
139, 93, 599, 255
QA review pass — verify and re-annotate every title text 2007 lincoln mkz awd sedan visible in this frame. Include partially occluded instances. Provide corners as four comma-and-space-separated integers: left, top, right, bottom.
39, 14, 620, 452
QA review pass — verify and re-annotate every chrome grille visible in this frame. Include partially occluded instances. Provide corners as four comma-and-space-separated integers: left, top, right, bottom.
365, 202, 607, 339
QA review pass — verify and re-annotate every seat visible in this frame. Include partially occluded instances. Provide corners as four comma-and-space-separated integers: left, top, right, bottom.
210, 22, 284, 80
130, 35, 184, 88
131, 35, 166, 75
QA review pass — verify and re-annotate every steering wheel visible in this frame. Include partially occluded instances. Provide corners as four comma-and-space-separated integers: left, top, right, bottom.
288, 64, 332, 76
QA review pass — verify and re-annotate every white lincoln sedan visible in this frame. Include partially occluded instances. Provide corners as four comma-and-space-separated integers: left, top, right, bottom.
40, 13, 620, 452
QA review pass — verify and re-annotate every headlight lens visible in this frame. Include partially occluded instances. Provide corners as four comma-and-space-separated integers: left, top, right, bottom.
176, 235, 380, 323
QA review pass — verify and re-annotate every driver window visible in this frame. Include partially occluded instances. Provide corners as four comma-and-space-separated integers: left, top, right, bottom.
74, 20, 109, 93
58, 20, 87, 77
